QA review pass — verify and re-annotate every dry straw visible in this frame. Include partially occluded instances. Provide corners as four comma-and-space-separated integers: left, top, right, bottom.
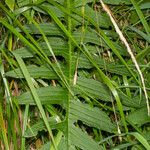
99, 0, 150, 116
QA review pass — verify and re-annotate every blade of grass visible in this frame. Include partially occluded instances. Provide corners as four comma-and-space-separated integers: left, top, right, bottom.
0, 103, 9, 150
21, 105, 29, 150
0, 56, 13, 108
136, 46, 150, 61
0, 38, 13, 108
14, 53, 57, 150
0, 56, 9, 150
129, 132, 150, 150
65, 0, 73, 148
99, 132, 150, 149
50, 130, 63, 150
128, 26, 150, 43
130, 0, 150, 36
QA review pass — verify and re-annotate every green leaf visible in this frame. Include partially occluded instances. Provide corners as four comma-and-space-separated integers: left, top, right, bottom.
16, 76, 145, 108
130, 0, 150, 35
37, 138, 75, 150
24, 116, 64, 138
74, 5, 112, 28
128, 26, 150, 43
17, 86, 67, 105
13, 37, 68, 58
74, 0, 131, 7
139, 1, 150, 9
75, 77, 111, 102
35, 125, 104, 150
120, 92, 146, 108
70, 125, 104, 150
17, 0, 31, 7
130, 132, 150, 150
126, 107, 150, 126
6, 57, 132, 78
103, 0, 131, 5
43, 4, 64, 18
5, 0, 15, 11
14, 53, 57, 149
136, 46, 150, 61
5, 65, 59, 79
70, 101, 116, 132
16, 23, 64, 36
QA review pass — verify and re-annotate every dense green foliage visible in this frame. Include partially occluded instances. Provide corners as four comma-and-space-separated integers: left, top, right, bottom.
0, 0, 150, 149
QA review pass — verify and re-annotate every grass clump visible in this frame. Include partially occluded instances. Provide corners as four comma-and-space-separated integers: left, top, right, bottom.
0, 0, 150, 150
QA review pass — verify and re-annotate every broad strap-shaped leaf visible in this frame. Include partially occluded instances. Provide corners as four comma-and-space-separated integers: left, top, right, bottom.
36, 126, 104, 150
37, 138, 76, 150
5, 65, 59, 79
16, 23, 64, 36
78, 55, 131, 76
112, 131, 150, 150
75, 77, 111, 101
24, 100, 115, 138
57, 137, 76, 150
17, 0, 32, 7
128, 26, 150, 43
6, 57, 132, 79
76, 77, 141, 106
119, 91, 146, 108
69, 125, 104, 150
13, 37, 68, 58
5, 0, 15, 11
73, 28, 127, 50
73, 28, 105, 46
14, 25, 128, 56
74, 5, 112, 28
126, 107, 150, 126
14, 76, 145, 108
17, 86, 67, 105
24, 117, 65, 138
70, 101, 116, 132
74, 0, 131, 7
27, 124, 104, 150
76, 77, 146, 108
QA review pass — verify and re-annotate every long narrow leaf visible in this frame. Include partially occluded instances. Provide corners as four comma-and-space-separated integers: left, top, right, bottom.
130, 0, 150, 35
14, 53, 57, 150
